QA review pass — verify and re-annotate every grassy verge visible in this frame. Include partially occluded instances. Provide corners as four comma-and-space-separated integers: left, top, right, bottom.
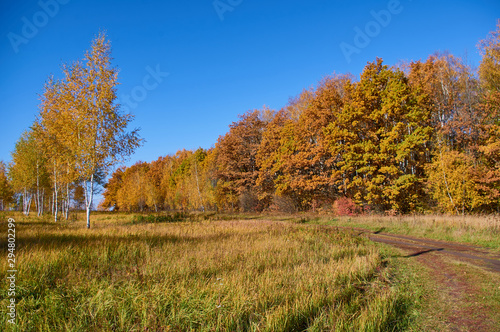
1, 213, 420, 331
448, 260, 500, 328
396, 251, 500, 332
370, 245, 444, 332
306, 214, 500, 251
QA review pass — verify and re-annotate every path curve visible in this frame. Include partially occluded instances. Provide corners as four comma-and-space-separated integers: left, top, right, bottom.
345, 227, 500, 331
366, 231, 500, 273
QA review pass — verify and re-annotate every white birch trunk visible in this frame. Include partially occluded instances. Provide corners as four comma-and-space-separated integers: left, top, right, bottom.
23, 187, 27, 216
53, 162, 58, 222
40, 188, 45, 215
84, 174, 94, 229
64, 183, 70, 220
194, 161, 205, 212
27, 195, 32, 215
23, 187, 32, 216
36, 161, 41, 216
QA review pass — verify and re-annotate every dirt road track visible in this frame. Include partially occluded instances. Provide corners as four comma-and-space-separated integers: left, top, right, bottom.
350, 227, 500, 331
366, 231, 500, 273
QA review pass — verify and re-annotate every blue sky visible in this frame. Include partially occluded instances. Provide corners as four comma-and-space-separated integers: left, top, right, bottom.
1, 0, 499, 168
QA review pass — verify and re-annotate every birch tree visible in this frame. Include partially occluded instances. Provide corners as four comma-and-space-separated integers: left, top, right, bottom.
80, 33, 140, 227
38, 32, 141, 227
9, 130, 40, 215
37, 77, 74, 222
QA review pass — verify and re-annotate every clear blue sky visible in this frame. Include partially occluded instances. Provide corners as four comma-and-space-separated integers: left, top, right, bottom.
1, 0, 499, 168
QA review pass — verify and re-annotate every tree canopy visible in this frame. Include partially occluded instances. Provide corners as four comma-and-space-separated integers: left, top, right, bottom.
5, 23, 500, 218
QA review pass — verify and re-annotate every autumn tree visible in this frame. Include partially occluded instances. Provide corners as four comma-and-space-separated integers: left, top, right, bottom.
36, 77, 67, 221
98, 25, 500, 216
38, 32, 141, 227
162, 150, 192, 211
325, 59, 433, 213
163, 149, 211, 212
199, 148, 218, 211
410, 51, 492, 213
8, 130, 48, 215
146, 157, 168, 211
426, 149, 480, 213
157, 156, 176, 210
256, 109, 291, 208
188, 148, 208, 212
0, 161, 13, 211
73, 183, 86, 210
255, 76, 351, 210
115, 162, 151, 212
216, 110, 266, 211
476, 20, 500, 211
416, 54, 481, 151
99, 166, 125, 211
100, 148, 218, 212
283, 89, 315, 122
256, 90, 314, 197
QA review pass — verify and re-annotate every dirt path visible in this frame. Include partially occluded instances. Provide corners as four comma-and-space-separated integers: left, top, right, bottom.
366, 231, 500, 273
346, 227, 500, 331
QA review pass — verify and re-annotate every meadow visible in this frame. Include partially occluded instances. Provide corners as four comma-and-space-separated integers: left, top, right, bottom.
0, 212, 418, 331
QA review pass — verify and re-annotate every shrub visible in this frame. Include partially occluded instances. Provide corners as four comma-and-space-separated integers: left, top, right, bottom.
269, 195, 298, 213
131, 212, 190, 224
333, 197, 362, 216
239, 190, 261, 212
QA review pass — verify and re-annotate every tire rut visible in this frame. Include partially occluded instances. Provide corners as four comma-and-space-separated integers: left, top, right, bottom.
368, 232, 500, 273
346, 227, 500, 331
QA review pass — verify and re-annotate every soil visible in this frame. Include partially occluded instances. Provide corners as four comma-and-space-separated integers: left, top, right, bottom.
346, 227, 500, 331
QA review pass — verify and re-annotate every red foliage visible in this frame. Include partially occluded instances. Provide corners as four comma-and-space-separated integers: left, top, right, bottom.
333, 197, 362, 216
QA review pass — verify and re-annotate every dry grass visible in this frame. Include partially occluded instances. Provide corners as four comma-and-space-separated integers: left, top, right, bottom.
313, 214, 500, 250
0, 212, 415, 331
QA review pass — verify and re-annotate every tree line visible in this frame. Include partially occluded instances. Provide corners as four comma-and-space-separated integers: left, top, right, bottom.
0, 32, 140, 227
100, 23, 500, 215
1, 24, 499, 217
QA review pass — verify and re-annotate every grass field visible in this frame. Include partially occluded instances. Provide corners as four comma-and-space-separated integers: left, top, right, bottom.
0, 212, 419, 331
313, 214, 500, 250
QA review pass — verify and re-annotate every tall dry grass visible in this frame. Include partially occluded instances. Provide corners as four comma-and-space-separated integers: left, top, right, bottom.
323, 214, 500, 249
0, 212, 415, 331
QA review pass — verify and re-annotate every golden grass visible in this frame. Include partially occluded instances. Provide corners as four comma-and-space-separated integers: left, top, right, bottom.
0, 212, 415, 331
312, 213, 500, 250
